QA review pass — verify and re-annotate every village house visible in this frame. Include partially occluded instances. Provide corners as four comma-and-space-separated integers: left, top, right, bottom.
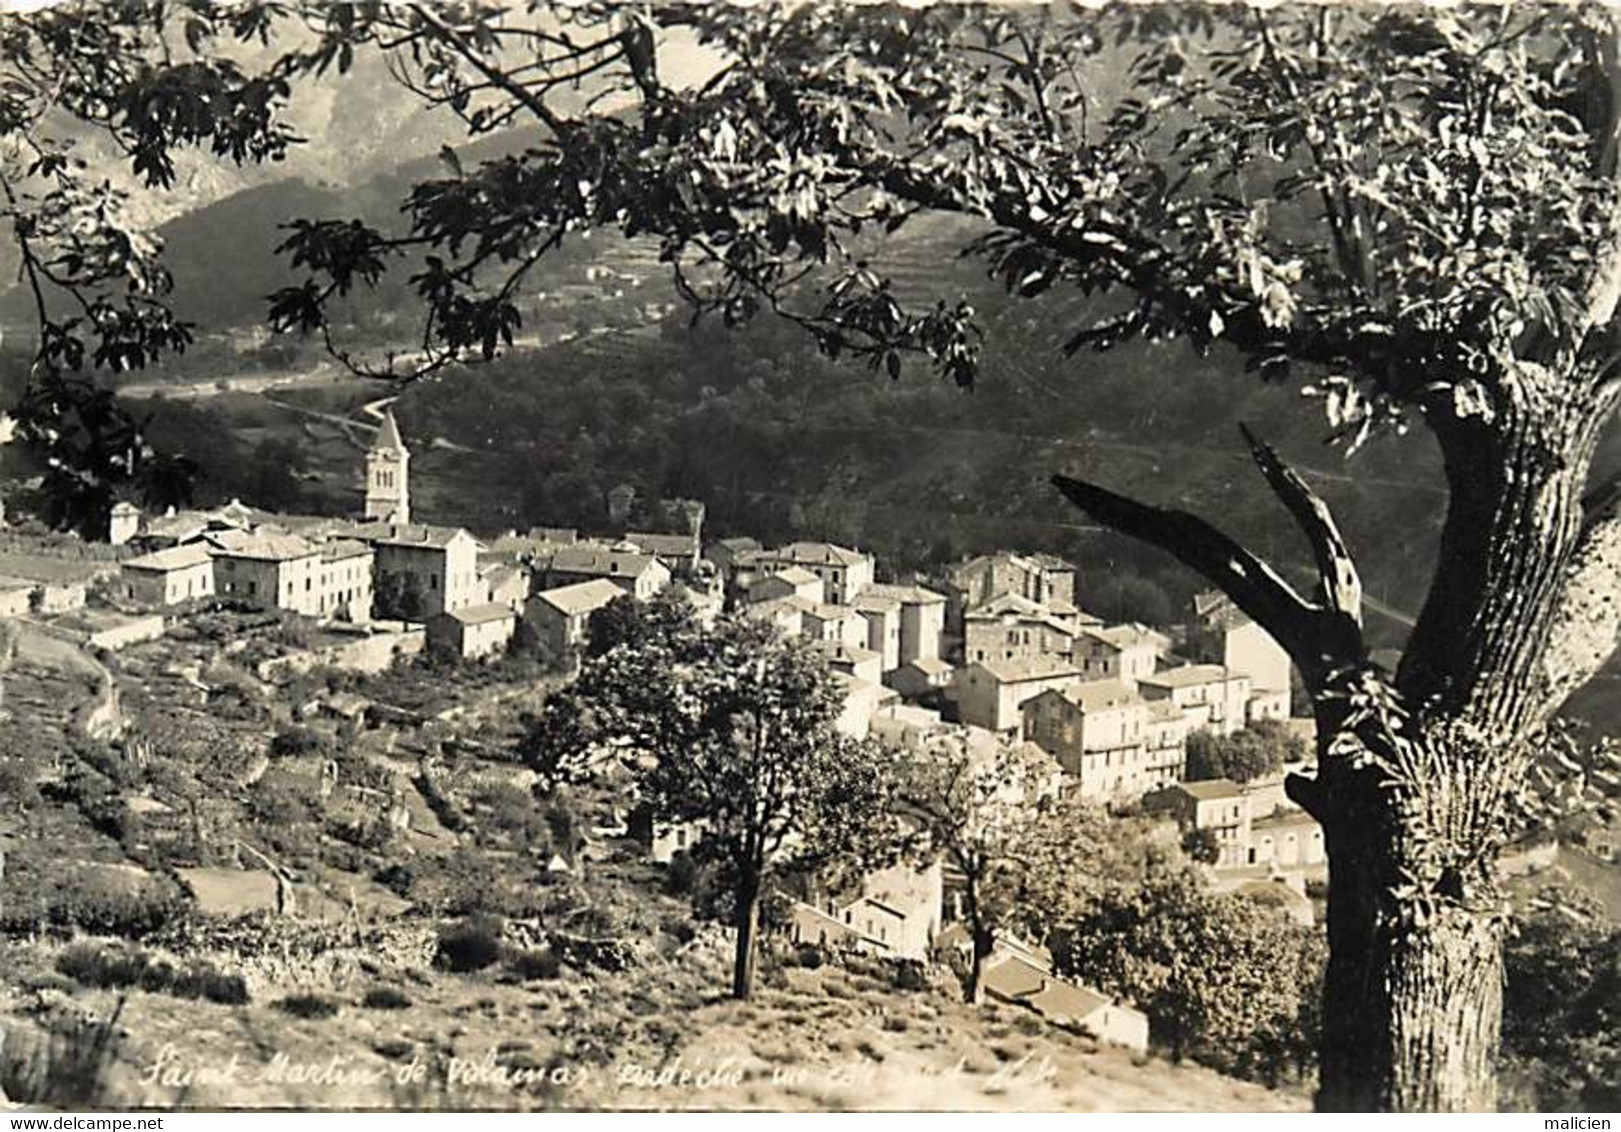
426, 602, 517, 661
963, 592, 1098, 666
107, 501, 141, 546
887, 656, 955, 701
540, 544, 671, 600
757, 541, 875, 604
799, 602, 869, 650
1144, 779, 1253, 867
862, 582, 947, 667
1022, 679, 1184, 800
480, 560, 530, 613
981, 949, 1149, 1052
833, 671, 891, 738
702, 535, 761, 579
206, 528, 322, 614
119, 543, 216, 607
1246, 808, 1326, 870
744, 593, 819, 636
1136, 664, 1252, 736
0, 552, 97, 614
790, 861, 943, 962
950, 656, 1084, 735
851, 589, 903, 671
623, 530, 702, 576
315, 539, 374, 622
945, 551, 1078, 634
525, 577, 626, 660
358, 523, 483, 619
1188, 591, 1293, 717
1072, 623, 1164, 687
819, 640, 884, 686
747, 566, 824, 606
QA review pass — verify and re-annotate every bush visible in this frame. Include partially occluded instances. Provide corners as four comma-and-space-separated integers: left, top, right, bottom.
361, 985, 412, 1010
436, 914, 504, 973
269, 726, 328, 759
51, 872, 185, 940
663, 850, 699, 896
55, 942, 249, 1005
506, 947, 562, 981
276, 993, 341, 1020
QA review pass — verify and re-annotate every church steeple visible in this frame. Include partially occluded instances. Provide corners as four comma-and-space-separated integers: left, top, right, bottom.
364, 408, 410, 524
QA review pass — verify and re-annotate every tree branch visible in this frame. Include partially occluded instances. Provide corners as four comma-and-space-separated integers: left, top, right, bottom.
1050, 472, 1363, 683
1239, 423, 1363, 626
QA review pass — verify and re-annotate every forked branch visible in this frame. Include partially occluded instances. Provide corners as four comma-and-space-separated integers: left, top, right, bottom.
1239, 422, 1364, 626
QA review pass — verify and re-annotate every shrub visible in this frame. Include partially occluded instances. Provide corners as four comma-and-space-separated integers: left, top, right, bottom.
269, 726, 328, 759
506, 947, 561, 981
663, 851, 699, 896
276, 993, 341, 1020
55, 942, 248, 1005
52, 872, 185, 940
436, 914, 504, 973
361, 985, 412, 1010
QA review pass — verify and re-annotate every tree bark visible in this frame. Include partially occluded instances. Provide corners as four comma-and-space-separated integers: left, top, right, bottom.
966, 918, 994, 1006
731, 872, 761, 1000
1311, 755, 1505, 1111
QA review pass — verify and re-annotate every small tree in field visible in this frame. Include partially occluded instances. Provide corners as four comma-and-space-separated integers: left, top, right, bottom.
529, 603, 894, 999
895, 737, 1112, 1003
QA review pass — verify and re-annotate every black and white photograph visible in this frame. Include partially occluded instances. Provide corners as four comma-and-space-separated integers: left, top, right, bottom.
0, 0, 1616, 1117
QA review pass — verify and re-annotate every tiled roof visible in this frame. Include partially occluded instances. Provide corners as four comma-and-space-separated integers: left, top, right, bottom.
123, 543, 214, 572
441, 602, 515, 626
1177, 778, 1244, 800
624, 531, 698, 558
864, 581, 946, 605
851, 590, 902, 613
1057, 678, 1141, 712
768, 541, 871, 568
1139, 664, 1239, 690
354, 522, 473, 550
530, 578, 625, 617
982, 954, 1111, 1022
900, 656, 954, 676
320, 538, 372, 561
207, 529, 317, 561
765, 566, 820, 587
548, 546, 662, 579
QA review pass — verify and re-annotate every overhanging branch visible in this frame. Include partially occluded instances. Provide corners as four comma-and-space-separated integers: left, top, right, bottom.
1051, 473, 1364, 683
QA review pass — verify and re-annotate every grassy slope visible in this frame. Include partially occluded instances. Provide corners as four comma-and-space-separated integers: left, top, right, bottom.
0, 935, 1305, 1112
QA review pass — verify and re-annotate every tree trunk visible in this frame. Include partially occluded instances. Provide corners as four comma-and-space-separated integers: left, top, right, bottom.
731, 874, 760, 1000
1313, 765, 1505, 1111
966, 920, 994, 1005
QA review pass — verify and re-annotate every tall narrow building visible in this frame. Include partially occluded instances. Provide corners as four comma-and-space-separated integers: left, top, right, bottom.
364, 409, 410, 524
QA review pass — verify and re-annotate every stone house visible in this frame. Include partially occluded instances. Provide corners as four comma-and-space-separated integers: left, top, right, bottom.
757, 541, 875, 605
1073, 623, 1165, 687
748, 566, 824, 606
887, 656, 955, 701
862, 582, 947, 667
951, 656, 1083, 735
981, 950, 1149, 1052
945, 551, 1077, 633
120, 543, 216, 607
525, 577, 626, 660
316, 538, 374, 622
852, 589, 903, 671
359, 523, 483, 619
1136, 664, 1252, 737
1022, 679, 1184, 800
963, 592, 1099, 666
1189, 591, 1293, 717
426, 602, 517, 660
540, 544, 671, 600
206, 528, 321, 614
1144, 779, 1253, 867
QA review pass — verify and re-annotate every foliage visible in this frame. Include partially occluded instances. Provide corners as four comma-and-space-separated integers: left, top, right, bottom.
894, 737, 1116, 1000
1185, 720, 1307, 784
361, 985, 412, 1010
435, 913, 506, 974
1181, 826, 1221, 865
536, 601, 896, 997
1500, 887, 1621, 1111
269, 725, 329, 760
1055, 869, 1323, 1085
275, 992, 342, 1020
55, 941, 250, 1006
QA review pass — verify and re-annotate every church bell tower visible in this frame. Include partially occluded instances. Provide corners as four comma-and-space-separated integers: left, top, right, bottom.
365, 409, 410, 524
